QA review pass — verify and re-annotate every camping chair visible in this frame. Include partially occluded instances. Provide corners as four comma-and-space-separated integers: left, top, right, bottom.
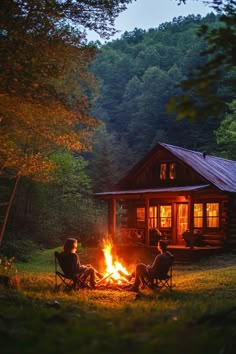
142, 258, 174, 293
54, 251, 84, 292
151, 263, 173, 292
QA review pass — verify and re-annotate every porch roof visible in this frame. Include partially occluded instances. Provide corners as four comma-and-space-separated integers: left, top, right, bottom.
95, 184, 210, 197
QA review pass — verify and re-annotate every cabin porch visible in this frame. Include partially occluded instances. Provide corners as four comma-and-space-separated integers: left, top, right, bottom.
114, 243, 226, 265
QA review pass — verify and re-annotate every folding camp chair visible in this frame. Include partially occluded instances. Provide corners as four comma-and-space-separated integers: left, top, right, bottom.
54, 251, 84, 292
142, 259, 173, 293
151, 263, 173, 292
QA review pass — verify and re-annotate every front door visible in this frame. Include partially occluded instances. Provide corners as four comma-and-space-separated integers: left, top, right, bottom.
177, 203, 189, 244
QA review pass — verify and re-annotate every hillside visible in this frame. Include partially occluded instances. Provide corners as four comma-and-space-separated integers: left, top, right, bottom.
89, 13, 234, 190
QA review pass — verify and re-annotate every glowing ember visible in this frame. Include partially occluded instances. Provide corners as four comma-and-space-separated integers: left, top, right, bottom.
101, 237, 130, 284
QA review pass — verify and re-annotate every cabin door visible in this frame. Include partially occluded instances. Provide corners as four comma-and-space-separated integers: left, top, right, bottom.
176, 203, 189, 244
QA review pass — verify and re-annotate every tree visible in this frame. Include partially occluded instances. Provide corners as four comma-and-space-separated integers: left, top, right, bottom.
0, 0, 134, 245
169, 0, 236, 120
215, 100, 236, 159
88, 124, 119, 192
91, 13, 223, 163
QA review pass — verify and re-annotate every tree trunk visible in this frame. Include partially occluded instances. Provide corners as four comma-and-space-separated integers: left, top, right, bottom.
0, 175, 21, 247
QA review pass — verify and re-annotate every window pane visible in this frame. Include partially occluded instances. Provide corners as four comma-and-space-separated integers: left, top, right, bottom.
160, 205, 172, 228
177, 203, 188, 238
206, 203, 219, 228
194, 203, 203, 228
160, 163, 167, 180
149, 206, 158, 228
137, 207, 145, 227
169, 163, 176, 180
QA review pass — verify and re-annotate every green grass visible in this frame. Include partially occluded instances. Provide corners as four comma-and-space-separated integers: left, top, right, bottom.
0, 249, 236, 354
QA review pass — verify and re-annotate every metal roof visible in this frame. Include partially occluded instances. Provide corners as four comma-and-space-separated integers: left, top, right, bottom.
96, 142, 236, 196
96, 184, 210, 197
160, 143, 236, 193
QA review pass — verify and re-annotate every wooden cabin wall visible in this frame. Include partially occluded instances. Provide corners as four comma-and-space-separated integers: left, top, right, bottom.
126, 149, 208, 190
227, 195, 236, 249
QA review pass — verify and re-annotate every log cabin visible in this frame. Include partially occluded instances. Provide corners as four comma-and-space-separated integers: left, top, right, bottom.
96, 143, 236, 261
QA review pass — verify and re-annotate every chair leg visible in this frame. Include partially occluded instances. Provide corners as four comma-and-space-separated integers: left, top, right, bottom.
152, 277, 172, 293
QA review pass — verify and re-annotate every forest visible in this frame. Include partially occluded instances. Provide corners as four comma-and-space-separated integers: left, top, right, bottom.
0, 2, 235, 258
89, 12, 235, 192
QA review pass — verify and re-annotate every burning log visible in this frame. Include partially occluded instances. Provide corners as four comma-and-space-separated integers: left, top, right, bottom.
96, 272, 114, 285
96, 281, 132, 291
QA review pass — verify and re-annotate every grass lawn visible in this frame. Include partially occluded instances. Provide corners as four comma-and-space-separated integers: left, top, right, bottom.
0, 247, 236, 354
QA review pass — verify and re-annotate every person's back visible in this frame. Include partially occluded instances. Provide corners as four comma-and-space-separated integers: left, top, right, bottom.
154, 251, 173, 279
58, 252, 78, 277
128, 240, 174, 292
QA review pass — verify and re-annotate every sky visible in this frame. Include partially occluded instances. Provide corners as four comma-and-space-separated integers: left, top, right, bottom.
88, 0, 212, 42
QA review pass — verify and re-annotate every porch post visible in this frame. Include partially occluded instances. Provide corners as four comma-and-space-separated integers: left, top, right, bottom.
189, 195, 194, 234
145, 198, 150, 245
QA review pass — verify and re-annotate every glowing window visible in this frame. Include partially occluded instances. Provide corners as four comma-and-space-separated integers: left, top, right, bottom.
160, 162, 176, 180
194, 203, 203, 228
169, 163, 176, 180
149, 206, 158, 228
160, 163, 167, 180
206, 203, 219, 228
136, 207, 145, 227
160, 205, 172, 228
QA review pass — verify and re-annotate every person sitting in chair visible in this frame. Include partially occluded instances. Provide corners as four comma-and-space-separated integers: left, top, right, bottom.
150, 227, 163, 245
127, 240, 174, 292
60, 237, 103, 289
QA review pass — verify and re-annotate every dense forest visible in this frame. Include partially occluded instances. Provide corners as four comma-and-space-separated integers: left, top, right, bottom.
88, 13, 235, 192
1, 10, 235, 256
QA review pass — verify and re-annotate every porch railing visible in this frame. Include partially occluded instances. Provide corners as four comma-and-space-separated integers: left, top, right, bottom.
119, 228, 145, 245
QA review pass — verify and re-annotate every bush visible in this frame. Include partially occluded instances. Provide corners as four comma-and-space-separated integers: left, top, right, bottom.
0, 239, 40, 262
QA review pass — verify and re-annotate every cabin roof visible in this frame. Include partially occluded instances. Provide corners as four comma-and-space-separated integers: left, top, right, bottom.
111, 142, 236, 194
160, 143, 236, 192
96, 184, 210, 197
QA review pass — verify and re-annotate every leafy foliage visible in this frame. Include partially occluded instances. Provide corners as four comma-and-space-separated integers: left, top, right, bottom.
90, 13, 227, 190
88, 124, 133, 191
169, 0, 236, 120
0, 255, 17, 276
0, 239, 39, 262
0, 0, 135, 180
0, 0, 134, 245
0, 1, 99, 181
1, 152, 107, 249
215, 100, 236, 159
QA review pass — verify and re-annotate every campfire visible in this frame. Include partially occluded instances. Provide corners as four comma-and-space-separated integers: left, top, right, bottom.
97, 238, 132, 288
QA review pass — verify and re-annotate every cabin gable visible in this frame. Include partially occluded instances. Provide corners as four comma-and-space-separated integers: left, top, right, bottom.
116, 146, 210, 190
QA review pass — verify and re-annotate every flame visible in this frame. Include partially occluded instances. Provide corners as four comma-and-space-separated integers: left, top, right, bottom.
102, 237, 130, 283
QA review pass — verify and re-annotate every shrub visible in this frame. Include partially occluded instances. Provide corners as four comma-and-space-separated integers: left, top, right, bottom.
0, 239, 39, 262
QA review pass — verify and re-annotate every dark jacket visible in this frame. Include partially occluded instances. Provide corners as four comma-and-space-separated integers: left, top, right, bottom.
148, 251, 174, 279
59, 252, 86, 277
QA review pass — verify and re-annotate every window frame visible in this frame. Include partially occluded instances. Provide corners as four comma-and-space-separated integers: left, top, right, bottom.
206, 202, 220, 229
194, 203, 203, 228
149, 206, 158, 229
159, 162, 176, 181
136, 207, 145, 228
193, 201, 220, 230
136, 205, 172, 230
159, 204, 172, 228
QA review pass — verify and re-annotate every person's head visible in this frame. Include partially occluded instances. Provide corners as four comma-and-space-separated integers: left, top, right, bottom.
158, 240, 167, 252
63, 238, 78, 254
